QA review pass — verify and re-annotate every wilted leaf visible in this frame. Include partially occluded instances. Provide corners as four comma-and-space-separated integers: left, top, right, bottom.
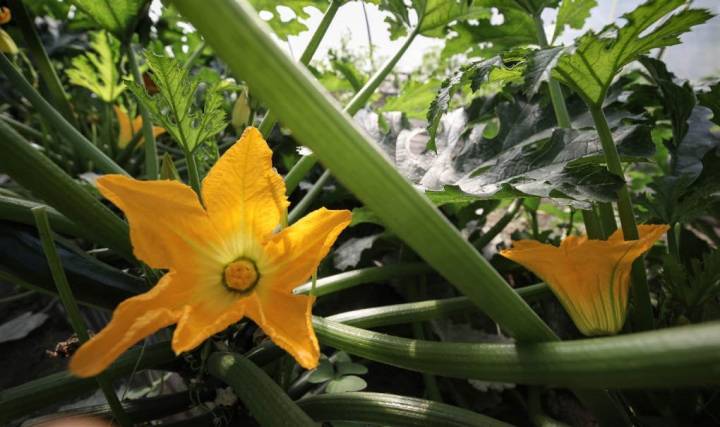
67, 32, 125, 102
552, 0, 712, 105
0, 311, 49, 344
69, 0, 146, 39
126, 54, 226, 152
551, 0, 597, 42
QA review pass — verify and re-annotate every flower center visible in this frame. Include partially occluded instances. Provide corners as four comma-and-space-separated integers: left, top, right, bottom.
223, 259, 259, 292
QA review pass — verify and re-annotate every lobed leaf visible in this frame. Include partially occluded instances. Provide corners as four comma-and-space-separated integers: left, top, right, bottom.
69, 0, 145, 39
551, 0, 597, 42
249, 0, 328, 40
552, 0, 712, 106
66, 31, 125, 102
126, 54, 226, 152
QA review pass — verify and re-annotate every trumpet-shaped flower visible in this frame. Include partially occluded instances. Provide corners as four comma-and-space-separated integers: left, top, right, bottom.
114, 106, 166, 149
0, 7, 18, 55
501, 225, 668, 336
70, 127, 351, 377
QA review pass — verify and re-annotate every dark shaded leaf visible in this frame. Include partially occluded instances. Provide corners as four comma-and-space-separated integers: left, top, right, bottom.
0, 312, 49, 344
525, 46, 564, 98
333, 233, 384, 270
698, 81, 720, 126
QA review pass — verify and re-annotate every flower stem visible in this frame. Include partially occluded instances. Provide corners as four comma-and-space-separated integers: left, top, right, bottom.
589, 104, 654, 331
0, 53, 127, 175
10, 0, 78, 128
183, 147, 202, 195
32, 207, 132, 427
125, 44, 159, 179
257, 0, 342, 137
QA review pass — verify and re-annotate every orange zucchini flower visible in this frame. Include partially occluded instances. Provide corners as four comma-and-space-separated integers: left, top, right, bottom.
70, 127, 351, 377
501, 225, 668, 336
114, 106, 166, 149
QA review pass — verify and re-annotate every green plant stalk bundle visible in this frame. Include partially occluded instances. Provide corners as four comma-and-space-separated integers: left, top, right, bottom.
0, 53, 126, 175
32, 207, 132, 427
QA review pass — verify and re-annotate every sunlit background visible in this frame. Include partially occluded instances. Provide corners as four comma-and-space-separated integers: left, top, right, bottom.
276, 0, 719, 81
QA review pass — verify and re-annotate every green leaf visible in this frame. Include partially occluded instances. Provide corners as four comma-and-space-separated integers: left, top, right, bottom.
663, 250, 720, 320
444, 7, 536, 58
552, 0, 712, 106
524, 46, 564, 98
308, 359, 335, 383
66, 32, 125, 102
126, 54, 226, 152
551, 0, 597, 42
325, 376, 367, 393
382, 79, 440, 120
69, 0, 146, 40
507, 0, 559, 16
335, 361, 368, 376
426, 56, 521, 149
250, 0, 328, 40
418, 0, 490, 38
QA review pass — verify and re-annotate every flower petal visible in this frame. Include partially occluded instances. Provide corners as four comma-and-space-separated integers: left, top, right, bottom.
247, 291, 319, 369
69, 272, 189, 377
202, 127, 289, 247
172, 287, 246, 354
260, 207, 352, 293
114, 106, 134, 148
97, 175, 230, 271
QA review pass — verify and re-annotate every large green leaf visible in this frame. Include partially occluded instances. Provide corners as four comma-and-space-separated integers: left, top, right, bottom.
69, 0, 146, 40
551, 0, 597, 42
418, 0, 490, 38
444, 8, 536, 58
66, 31, 125, 102
552, 0, 712, 106
365, 101, 651, 208
250, 0, 328, 40
126, 54, 226, 152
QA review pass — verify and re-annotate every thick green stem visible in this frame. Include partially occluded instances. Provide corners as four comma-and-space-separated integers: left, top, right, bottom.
533, 15, 571, 129
207, 353, 315, 426
589, 104, 653, 331
283, 26, 419, 195
298, 392, 511, 426
313, 317, 720, 389
0, 53, 126, 175
257, 0, 341, 137
581, 209, 602, 239
597, 201, 618, 238
294, 263, 432, 297
10, 0, 78, 127
126, 44, 159, 179
32, 207, 132, 427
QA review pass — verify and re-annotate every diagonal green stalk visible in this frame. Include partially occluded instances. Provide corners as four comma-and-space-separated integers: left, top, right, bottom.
9, 0, 78, 128
174, 0, 554, 342
283, 26, 419, 195
125, 44, 159, 179
589, 104, 653, 331
473, 199, 523, 249
257, 0, 341, 137
0, 119, 131, 257
207, 353, 315, 426
32, 207, 132, 427
0, 53, 127, 175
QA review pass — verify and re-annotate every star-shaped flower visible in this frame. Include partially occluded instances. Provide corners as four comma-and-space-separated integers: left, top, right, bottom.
70, 127, 351, 377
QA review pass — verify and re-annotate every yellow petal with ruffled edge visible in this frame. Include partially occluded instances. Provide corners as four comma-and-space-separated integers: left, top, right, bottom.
202, 127, 289, 250
501, 224, 669, 336
114, 106, 166, 149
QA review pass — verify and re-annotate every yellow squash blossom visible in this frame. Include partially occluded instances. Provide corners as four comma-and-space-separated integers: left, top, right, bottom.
0, 7, 18, 55
70, 127, 351, 377
114, 106, 166, 149
501, 225, 668, 336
